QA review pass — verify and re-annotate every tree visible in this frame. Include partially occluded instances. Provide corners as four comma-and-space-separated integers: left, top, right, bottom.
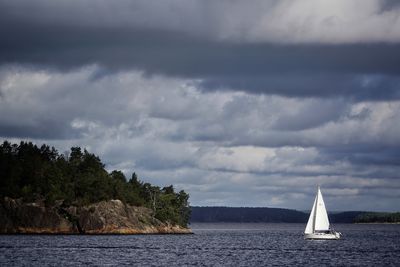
162, 185, 174, 194
69, 147, 83, 166
111, 170, 126, 182
177, 190, 191, 226
0, 141, 191, 227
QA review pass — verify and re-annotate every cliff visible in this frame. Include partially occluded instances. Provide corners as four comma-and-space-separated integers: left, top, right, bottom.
0, 197, 192, 234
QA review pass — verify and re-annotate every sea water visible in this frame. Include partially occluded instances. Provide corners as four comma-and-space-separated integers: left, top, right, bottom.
1, 223, 399, 266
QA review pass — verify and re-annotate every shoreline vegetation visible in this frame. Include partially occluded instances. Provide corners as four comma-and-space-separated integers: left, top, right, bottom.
0, 141, 191, 234
355, 223, 400, 225
353, 212, 400, 224
189, 207, 400, 224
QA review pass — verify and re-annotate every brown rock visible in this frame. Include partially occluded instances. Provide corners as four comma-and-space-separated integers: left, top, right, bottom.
0, 197, 192, 234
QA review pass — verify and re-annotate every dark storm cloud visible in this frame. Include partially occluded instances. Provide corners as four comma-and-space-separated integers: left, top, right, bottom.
320, 144, 400, 167
200, 73, 400, 101
2, 16, 400, 74
0, 121, 80, 140
381, 0, 400, 11
3, 21, 400, 75
1, 0, 400, 100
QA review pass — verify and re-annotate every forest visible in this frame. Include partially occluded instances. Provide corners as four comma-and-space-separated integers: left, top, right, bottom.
190, 206, 308, 223
0, 141, 191, 227
354, 212, 400, 223
190, 207, 400, 224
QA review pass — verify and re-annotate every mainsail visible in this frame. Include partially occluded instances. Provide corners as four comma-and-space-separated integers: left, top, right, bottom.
304, 187, 330, 234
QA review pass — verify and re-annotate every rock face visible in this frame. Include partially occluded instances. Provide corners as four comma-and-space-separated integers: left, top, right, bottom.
0, 197, 192, 234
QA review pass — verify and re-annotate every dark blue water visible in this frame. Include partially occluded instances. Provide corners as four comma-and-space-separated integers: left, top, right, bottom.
1, 223, 399, 266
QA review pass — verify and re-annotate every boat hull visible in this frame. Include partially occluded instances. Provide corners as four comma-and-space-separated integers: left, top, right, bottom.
304, 232, 341, 240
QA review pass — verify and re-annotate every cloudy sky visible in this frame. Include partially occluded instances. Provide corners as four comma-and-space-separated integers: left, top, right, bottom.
1, 0, 400, 211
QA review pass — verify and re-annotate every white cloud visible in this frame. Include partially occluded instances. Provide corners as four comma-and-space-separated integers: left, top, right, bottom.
1, 65, 400, 210
238, 0, 400, 43
198, 146, 273, 173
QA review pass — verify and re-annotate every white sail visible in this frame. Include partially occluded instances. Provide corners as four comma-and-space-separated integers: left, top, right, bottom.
304, 186, 330, 234
314, 187, 330, 231
304, 186, 341, 239
304, 194, 317, 234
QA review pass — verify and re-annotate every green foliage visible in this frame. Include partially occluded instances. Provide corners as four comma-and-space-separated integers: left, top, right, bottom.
354, 212, 400, 223
0, 141, 191, 227
151, 186, 191, 227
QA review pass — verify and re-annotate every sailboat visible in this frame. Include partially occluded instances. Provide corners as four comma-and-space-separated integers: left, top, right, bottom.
304, 186, 341, 240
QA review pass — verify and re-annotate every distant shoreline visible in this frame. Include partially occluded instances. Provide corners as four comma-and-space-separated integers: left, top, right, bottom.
190, 207, 400, 224
354, 222, 400, 225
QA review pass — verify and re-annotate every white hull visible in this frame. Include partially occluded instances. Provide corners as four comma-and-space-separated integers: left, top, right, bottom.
304, 232, 341, 240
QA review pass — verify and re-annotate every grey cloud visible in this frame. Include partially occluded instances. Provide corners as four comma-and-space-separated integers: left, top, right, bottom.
1, 0, 400, 211
200, 73, 400, 101
320, 144, 400, 168
2, 0, 400, 44
100, 139, 198, 173
1, 69, 399, 209
0, 121, 80, 140
4, 20, 399, 75
1, 1, 400, 100
0, 66, 144, 140
381, 0, 400, 11
272, 99, 349, 131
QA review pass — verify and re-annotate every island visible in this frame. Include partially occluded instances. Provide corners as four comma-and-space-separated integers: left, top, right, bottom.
0, 141, 191, 234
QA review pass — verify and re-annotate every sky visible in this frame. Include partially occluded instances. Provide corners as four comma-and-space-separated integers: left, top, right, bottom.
1, 0, 400, 211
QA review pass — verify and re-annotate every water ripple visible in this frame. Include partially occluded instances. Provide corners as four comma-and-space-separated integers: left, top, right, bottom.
0, 223, 399, 266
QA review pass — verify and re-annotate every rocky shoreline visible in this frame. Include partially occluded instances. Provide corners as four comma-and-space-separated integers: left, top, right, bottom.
0, 197, 192, 234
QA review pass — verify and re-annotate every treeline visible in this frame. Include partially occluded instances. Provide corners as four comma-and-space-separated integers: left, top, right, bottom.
354, 212, 400, 223
0, 141, 190, 227
329, 211, 368, 224
190, 207, 370, 223
190, 207, 308, 223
